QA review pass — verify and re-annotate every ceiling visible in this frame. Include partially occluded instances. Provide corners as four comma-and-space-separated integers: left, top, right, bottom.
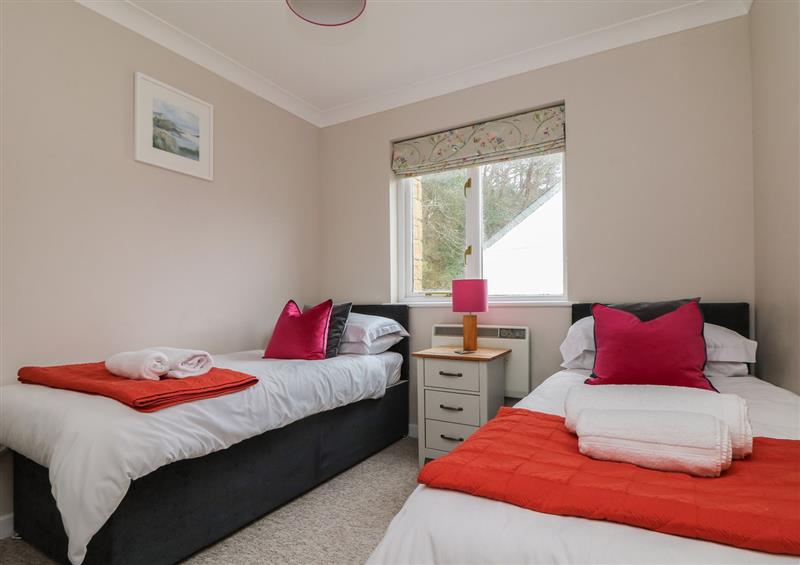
79, 1, 752, 127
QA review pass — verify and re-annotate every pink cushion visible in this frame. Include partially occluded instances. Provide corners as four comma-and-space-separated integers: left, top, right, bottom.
586, 301, 714, 391
263, 300, 333, 360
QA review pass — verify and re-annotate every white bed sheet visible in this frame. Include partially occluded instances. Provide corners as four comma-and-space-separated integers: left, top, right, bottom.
368, 371, 800, 565
0, 350, 403, 565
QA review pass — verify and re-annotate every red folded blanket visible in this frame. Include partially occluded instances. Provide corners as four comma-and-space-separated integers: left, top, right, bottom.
18, 362, 258, 412
419, 407, 800, 556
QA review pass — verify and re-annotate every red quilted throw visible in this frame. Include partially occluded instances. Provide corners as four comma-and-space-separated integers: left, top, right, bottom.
18, 362, 258, 412
419, 407, 800, 556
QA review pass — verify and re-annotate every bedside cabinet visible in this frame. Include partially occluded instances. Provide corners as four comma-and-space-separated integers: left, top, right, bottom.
413, 347, 509, 468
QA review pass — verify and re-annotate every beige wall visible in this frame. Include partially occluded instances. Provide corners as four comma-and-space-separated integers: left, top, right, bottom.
750, 0, 800, 394
0, 2, 321, 515
319, 17, 756, 427
0, 1, 785, 527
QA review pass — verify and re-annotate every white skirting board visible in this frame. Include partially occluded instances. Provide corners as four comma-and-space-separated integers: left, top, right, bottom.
0, 513, 13, 539
408, 423, 418, 439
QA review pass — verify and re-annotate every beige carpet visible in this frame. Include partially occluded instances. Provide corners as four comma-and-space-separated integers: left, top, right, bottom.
0, 438, 418, 565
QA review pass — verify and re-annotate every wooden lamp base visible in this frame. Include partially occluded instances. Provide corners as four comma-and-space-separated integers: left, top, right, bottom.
456, 314, 478, 353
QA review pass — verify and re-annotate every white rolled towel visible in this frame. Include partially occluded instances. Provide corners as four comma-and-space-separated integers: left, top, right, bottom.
564, 384, 752, 459
576, 409, 733, 477
105, 350, 169, 381
149, 347, 213, 378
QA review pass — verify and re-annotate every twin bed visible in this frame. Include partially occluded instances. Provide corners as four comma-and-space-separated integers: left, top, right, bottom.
368, 303, 800, 565
5, 302, 799, 565
4, 304, 410, 565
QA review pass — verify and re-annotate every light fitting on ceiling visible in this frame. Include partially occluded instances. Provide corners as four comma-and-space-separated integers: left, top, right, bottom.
286, 0, 366, 27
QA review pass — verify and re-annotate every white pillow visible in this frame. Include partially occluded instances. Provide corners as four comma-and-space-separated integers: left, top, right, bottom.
342, 313, 409, 345
559, 317, 757, 366
562, 353, 750, 377
340, 333, 404, 355
561, 350, 595, 370
559, 316, 594, 367
704, 324, 758, 363
704, 362, 750, 378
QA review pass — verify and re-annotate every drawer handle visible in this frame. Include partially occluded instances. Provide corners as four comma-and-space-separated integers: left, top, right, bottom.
438, 371, 463, 377
440, 434, 465, 442
439, 404, 464, 412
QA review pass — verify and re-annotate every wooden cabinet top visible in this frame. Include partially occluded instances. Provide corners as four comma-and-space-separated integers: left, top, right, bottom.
412, 347, 511, 362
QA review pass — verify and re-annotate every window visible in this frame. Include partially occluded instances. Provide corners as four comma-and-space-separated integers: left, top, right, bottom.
398, 152, 564, 300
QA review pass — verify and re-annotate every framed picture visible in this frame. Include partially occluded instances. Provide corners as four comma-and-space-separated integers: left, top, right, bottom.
134, 73, 213, 181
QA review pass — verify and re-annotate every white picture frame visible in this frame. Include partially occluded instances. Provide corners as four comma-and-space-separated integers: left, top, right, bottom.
134, 73, 213, 181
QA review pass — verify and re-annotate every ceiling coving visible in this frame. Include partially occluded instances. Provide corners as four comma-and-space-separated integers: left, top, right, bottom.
77, 1, 753, 127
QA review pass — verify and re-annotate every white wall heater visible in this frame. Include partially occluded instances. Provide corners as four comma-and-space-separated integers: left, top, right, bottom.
431, 324, 531, 398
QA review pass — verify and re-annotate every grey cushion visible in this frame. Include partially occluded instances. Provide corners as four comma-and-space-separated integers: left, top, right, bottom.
305, 302, 353, 358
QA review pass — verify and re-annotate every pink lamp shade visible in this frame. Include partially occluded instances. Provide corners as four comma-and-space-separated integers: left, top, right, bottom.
452, 279, 488, 313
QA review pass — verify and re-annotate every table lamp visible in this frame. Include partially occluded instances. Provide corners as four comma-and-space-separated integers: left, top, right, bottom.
451, 278, 488, 353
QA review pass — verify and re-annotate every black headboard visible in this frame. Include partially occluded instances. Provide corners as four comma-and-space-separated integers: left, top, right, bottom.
571, 302, 750, 337
351, 304, 410, 382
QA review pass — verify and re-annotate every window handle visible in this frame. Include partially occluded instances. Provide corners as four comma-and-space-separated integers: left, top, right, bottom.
439, 404, 464, 412
439, 371, 463, 377
440, 434, 465, 442
463, 177, 471, 198
463, 245, 472, 265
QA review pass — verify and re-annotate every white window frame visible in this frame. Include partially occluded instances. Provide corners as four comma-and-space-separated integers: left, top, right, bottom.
395, 156, 568, 304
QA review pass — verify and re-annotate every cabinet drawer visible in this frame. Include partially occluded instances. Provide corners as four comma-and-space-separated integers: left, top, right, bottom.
424, 359, 479, 392
425, 390, 480, 426
425, 420, 478, 452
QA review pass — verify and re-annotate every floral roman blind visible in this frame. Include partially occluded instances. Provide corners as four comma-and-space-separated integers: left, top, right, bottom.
391, 104, 565, 177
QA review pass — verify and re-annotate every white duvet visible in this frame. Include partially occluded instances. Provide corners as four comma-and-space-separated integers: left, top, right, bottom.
0, 350, 402, 565
369, 371, 800, 565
